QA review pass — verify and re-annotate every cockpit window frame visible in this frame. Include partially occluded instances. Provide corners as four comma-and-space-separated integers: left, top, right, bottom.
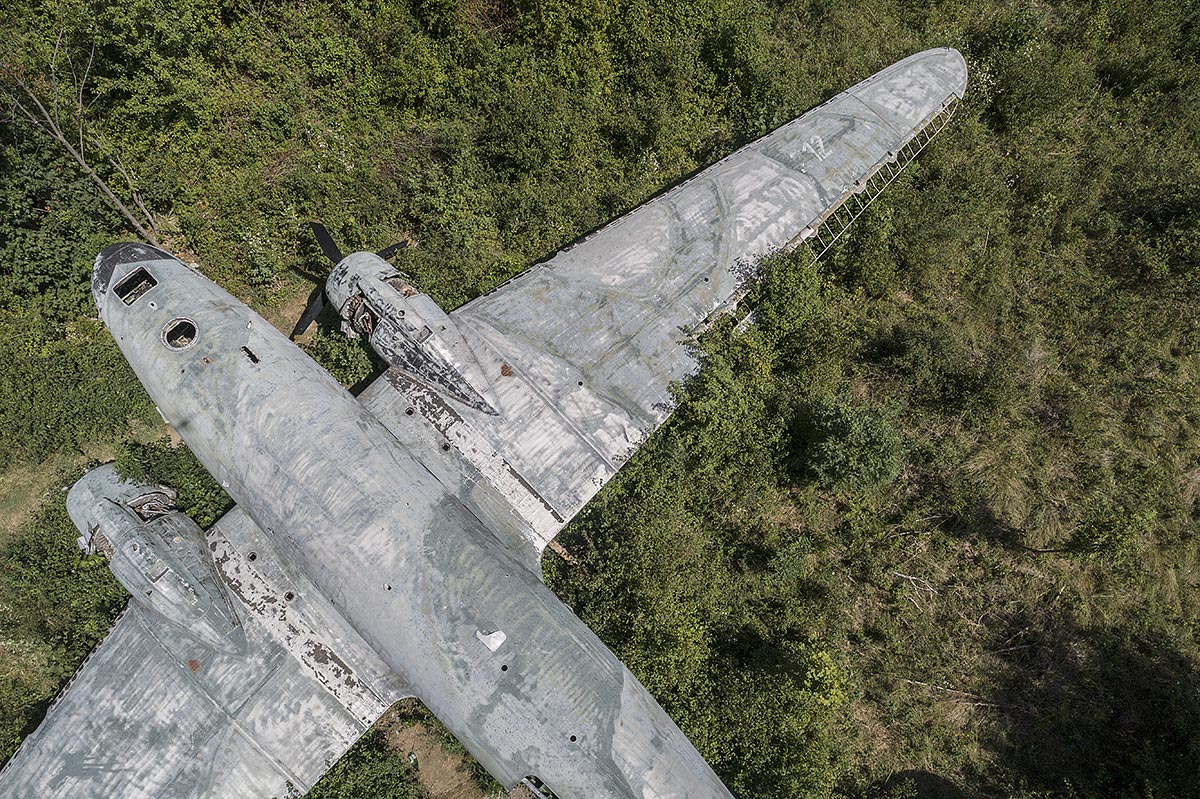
113, 267, 159, 306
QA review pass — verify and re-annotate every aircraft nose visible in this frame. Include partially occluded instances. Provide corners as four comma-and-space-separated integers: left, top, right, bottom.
92, 242, 171, 312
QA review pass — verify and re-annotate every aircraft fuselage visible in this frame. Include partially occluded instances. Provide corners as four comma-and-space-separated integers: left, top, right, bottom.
92, 245, 733, 799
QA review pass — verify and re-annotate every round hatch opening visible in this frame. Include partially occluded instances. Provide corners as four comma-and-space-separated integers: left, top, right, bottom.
163, 318, 198, 350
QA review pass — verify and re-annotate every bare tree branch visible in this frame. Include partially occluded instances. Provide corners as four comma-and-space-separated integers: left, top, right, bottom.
77, 40, 96, 158
0, 44, 160, 246
49, 30, 63, 131
90, 131, 159, 237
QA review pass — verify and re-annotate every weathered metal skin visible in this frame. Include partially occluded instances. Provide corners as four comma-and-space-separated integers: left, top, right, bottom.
67, 467, 245, 654
90, 241, 173, 303
92, 250, 732, 797
326, 252, 498, 414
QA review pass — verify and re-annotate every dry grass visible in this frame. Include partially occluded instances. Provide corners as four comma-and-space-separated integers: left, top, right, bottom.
259, 282, 319, 342
0, 455, 71, 546
376, 701, 511, 799
0, 416, 175, 547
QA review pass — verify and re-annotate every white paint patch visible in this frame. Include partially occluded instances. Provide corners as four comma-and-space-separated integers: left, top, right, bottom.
475, 629, 507, 652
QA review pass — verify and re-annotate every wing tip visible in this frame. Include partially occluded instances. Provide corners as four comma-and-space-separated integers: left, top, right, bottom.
913, 46, 970, 100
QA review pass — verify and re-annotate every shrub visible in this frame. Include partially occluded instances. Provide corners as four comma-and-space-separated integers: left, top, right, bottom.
803, 398, 905, 493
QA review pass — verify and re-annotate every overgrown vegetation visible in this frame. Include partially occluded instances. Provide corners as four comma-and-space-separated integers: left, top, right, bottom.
304, 729, 429, 799
0, 463, 127, 758
389, 701, 505, 794
115, 437, 233, 527
2, 0, 1198, 796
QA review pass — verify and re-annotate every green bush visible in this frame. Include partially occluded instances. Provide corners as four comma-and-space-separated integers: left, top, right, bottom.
113, 438, 232, 528
803, 398, 905, 493
302, 330, 381, 391
0, 315, 154, 469
1067, 498, 1152, 561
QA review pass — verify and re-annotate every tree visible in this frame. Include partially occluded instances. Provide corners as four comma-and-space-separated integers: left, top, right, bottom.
1, 32, 159, 244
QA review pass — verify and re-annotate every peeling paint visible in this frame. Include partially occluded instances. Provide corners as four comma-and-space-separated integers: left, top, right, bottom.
379, 369, 564, 546
208, 530, 391, 725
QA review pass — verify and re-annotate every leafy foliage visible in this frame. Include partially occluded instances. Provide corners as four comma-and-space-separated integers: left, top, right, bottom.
0, 314, 155, 469
302, 330, 382, 391
804, 398, 905, 493
114, 438, 233, 528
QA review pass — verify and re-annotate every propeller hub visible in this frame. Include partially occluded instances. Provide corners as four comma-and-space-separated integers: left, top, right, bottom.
289, 222, 410, 339
325, 252, 407, 318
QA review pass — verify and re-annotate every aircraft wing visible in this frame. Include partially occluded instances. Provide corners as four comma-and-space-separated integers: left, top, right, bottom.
359, 49, 967, 562
0, 468, 409, 799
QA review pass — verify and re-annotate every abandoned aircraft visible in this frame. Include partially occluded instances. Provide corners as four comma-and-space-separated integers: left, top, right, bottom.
0, 48, 967, 798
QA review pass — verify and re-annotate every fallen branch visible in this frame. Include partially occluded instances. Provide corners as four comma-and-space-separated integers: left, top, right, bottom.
546, 539, 578, 566
901, 678, 1007, 708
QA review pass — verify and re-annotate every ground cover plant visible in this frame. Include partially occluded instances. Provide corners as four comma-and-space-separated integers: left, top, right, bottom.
1, 0, 1198, 796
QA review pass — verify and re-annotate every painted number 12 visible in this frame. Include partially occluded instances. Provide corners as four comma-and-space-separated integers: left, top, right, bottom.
802, 135, 831, 161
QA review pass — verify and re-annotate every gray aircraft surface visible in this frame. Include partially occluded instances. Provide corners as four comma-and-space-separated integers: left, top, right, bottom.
0, 48, 966, 799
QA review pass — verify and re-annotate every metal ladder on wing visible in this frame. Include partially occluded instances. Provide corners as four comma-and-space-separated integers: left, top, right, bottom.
805, 95, 961, 260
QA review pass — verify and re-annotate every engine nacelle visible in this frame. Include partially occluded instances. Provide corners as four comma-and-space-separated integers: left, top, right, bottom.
66, 464, 244, 654
326, 252, 497, 414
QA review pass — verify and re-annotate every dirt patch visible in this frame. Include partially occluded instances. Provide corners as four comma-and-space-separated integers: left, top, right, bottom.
378, 708, 492, 799
129, 418, 179, 446
387, 722, 485, 799
80, 419, 177, 465
375, 701, 538, 799
0, 455, 70, 543
261, 283, 320, 343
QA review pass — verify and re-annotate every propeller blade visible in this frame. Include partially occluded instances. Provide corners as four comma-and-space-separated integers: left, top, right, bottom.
375, 240, 410, 260
290, 284, 327, 339
309, 222, 344, 264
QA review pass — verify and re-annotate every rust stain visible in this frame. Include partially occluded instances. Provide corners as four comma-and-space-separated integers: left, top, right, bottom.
187, 659, 201, 673
500, 363, 513, 377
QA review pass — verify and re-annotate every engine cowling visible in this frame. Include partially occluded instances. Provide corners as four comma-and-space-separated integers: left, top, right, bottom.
66, 464, 245, 654
325, 252, 497, 414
